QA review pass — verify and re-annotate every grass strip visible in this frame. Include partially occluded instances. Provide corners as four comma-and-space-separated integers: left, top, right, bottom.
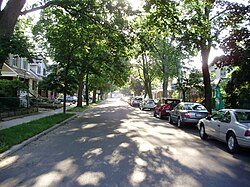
0, 113, 75, 153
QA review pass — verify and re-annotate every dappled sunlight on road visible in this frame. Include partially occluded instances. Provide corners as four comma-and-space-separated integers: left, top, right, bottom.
76, 171, 105, 186
0, 98, 249, 187
83, 148, 103, 158
33, 158, 77, 186
0, 155, 19, 170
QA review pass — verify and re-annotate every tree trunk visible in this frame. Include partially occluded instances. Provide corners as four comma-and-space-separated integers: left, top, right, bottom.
77, 78, 84, 107
0, 0, 26, 35
148, 81, 152, 99
142, 53, 153, 99
162, 64, 169, 98
77, 69, 85, 107
201, 46, 212, 113
182, 89, 186, 102
85, 72, 89, 106
200, 4, 213, 114
0, 0, 26, 74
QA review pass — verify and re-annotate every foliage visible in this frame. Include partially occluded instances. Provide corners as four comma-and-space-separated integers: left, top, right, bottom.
0, 19, 35, 69
0, 80, 28, 97
32, 0, 133, 109
39, 64, 78, 95
143, 0, 249, 112
213, 25, 250, 109
129, 74, 144, 96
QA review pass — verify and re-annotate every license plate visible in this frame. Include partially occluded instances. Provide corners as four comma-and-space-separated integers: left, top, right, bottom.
196, 114, 202, 117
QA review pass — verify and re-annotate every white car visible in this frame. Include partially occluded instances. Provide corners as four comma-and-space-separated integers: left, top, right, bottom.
197, 109, 250, 153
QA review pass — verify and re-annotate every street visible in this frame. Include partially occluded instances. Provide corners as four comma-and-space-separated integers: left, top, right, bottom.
0, 97, 250, 187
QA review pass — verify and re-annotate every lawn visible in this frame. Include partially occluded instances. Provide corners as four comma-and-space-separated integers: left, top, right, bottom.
0, 113, 75, 153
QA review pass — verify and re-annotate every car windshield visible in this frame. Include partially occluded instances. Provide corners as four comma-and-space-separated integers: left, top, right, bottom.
184, 104, 206, 111
166, 100, 179, 104
235, 111, 250, 123
146, 100, 154, 104
134, 98, 142, 101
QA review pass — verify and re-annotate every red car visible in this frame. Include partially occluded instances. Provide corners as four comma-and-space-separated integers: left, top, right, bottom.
154, 98, 181, 120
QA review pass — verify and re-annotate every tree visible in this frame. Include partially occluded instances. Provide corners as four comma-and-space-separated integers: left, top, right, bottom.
144, 0, 249, 113
34, 0, 132, 109
213, 26, 250, 108
131, 16, 183, 99
0, 0, 55, 73
150, 37, 184, 98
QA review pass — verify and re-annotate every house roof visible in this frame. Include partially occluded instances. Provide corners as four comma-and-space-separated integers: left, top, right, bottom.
1, 63, 42, 80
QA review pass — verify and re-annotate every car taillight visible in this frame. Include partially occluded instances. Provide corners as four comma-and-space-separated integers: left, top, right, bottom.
184, 112, 190, 118
245, 130, 250, 136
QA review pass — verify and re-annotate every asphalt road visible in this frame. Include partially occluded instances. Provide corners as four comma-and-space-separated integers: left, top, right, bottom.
0, 97, 250, 187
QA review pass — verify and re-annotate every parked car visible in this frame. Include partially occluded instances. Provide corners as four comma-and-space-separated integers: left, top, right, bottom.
57, 96, 77, 104
169, 102, 209, 128
197, 109, 250, 153
154, 98, 181, 119
130, 97, 143, 107
139, 99, 156, 110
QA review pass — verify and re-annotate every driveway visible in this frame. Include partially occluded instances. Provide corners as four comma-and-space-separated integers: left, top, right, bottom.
0, 98, 250, 187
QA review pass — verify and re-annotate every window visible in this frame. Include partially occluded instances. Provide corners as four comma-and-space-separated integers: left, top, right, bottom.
23, 59, 28, 70
221, 68, 227, 77
37, 66, 41, 74
221, 112, 231, 123
192, 104, 206, 111
235, 111, 250, 123
12, 56, 18, 66
184, 104, 195, 110
43, 68, 46, 76
212, 111, 224, 120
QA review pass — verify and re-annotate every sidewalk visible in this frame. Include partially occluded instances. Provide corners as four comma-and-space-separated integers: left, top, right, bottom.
0, 106, 73, 130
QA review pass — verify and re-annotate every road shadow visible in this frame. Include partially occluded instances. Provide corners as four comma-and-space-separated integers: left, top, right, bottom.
0, 98, 250, 187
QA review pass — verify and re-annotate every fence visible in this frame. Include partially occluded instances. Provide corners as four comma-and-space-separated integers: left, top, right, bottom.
0, 97, 38, 120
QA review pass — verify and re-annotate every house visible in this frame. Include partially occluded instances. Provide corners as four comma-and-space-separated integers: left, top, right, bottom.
209, 62, 230, 110
29, 58, 56, 99
209, 61, 229, 85
0, 54, 53, 98
1, 54, 41, 97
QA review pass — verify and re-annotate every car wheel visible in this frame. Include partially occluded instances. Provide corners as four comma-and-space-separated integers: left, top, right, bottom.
199, 124, 208, 140
159, 111, 163, 119
177, 117, 183, 128
227, 133, 240, 154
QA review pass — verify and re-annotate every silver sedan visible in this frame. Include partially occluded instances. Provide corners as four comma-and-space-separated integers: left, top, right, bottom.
169, 102, 209, 128
198, 109, 250, 153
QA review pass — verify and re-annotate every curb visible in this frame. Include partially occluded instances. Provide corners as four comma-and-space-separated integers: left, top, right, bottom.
0, 114, 77, 161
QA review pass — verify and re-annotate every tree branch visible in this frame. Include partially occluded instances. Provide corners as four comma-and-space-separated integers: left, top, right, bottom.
0, 0, 3, 11
209, 5, 245, 21
20, 1, 56, 15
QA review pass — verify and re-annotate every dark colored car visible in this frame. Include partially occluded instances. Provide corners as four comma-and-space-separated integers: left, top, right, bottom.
154, 98, 181, 119
169, 102, 209, 128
